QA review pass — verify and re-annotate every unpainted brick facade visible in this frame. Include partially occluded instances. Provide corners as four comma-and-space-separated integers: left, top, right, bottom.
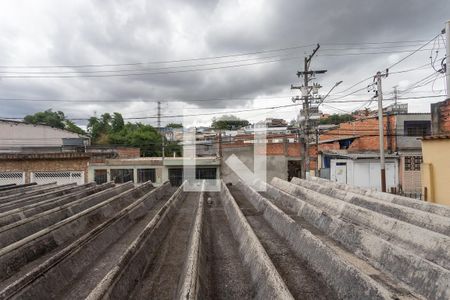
319, 115, 397, 152
431, 99, 450, 135
0, 153, 90, 183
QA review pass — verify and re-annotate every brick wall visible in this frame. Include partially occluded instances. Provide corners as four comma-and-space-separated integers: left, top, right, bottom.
0, 153, 89, 183
115, 147, 141, 158
223, 142, 317, 170
439, 100, 450, 133
319, 115, 396, 152
431, 99, 450, 135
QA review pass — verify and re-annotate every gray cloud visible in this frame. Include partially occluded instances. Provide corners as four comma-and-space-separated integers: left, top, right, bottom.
0, 0, 448, 125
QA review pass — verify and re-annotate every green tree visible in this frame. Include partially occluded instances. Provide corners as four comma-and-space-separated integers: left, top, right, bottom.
65, 120, 86, 135
109, 122, 163, 156
166, 123, 183, 128
87, 113, 116, 144
211, 115, 249, 130
165, 141, 183, 157
319, 114, 355, 125
86, 112, 182, 157
111, 112, 125, 132
24, 109, 85, 134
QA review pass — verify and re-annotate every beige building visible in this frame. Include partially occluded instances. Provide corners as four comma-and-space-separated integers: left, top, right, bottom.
89, 156, 220, 186
421, 99, 450, 206
421, 135, 450, 205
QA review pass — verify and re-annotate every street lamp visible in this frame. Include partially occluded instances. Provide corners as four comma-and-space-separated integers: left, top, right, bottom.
318, 80, 343, 105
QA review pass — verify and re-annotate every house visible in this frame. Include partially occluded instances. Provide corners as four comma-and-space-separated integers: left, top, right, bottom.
0, 119, 90, 153
421, 99, 450, 205
322, 150, 399, 191
220, 131, 316, 184
318, 106, 431, 194
88, 156, 220, 186
0, 119, 91, 185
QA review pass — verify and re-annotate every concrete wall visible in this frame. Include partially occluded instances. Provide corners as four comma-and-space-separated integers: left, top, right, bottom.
395, 114, 431, 150
221, 146, 289, 184
421, 138, 450, 205
330, 158, 398, 191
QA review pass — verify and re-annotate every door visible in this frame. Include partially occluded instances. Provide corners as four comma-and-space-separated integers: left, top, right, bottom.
335, 162, 347, 184
288, 160, 302, 181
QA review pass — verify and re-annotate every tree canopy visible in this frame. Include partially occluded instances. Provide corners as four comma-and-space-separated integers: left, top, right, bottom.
211, 115, 249, 130
319, 114, 354, 125
166, 123, 183, 128
24, 109, 86, 135
87, 112, 182, 157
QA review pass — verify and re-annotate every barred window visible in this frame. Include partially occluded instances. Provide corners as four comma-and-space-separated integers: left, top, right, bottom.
0, 172, 25, 185
404, 121, 431, 137
110, 169, 134, 184
405, 156, 422, 171
137, 169, 156, 183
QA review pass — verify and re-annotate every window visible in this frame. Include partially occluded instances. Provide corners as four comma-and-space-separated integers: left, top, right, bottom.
0, 172, 25, 185
195, 168, 217, 179
137, 169, 156, 183
110, 169, 134, 183
94, 169, 107, 184
405, 156, 422, 171
404, 121, 431, 137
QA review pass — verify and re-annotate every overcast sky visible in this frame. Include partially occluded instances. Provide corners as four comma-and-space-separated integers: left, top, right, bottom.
0, 0, 449, 127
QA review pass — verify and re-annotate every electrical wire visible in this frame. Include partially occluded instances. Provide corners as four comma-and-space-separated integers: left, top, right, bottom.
0, 39, 430, 70
0, 94, 446, 122
328, 34, 442, 99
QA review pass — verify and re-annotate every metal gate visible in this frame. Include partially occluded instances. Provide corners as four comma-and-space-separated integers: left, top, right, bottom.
0, 172, 25, 185
31, 171, 84, 185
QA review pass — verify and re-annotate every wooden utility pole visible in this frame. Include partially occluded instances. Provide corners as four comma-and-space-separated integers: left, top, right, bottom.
292, 44, 326, 179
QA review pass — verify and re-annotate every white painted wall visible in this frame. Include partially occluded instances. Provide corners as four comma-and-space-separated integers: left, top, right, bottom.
0, 120, 86, 151
31, 171, 84, 185
330, 158, 398, 191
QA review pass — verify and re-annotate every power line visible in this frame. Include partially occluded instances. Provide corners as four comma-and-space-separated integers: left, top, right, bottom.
0, 52, 301, 75
318, 48, 442, 57
0, 48, 442, 79
387, 34, 441, 70
330, 34, 442, 97
0, 63, 436, 104
0, 39, 430, 70
0, 44, 315, 69
0, 55, 306, 78
0, 48, 442, 77
0, 94, 445, 122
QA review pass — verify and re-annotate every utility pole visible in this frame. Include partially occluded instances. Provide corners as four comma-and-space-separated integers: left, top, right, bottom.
375, 71, 388, 192
445, 20, 450, 100
315, 127, 319, 176
393, 85, 398, 105
157, 101, 165, 161
218, 129, 222, 158
291, 44, 326, 179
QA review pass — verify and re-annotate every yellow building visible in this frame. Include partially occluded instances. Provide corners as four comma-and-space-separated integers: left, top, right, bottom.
421, 135, 450, 206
